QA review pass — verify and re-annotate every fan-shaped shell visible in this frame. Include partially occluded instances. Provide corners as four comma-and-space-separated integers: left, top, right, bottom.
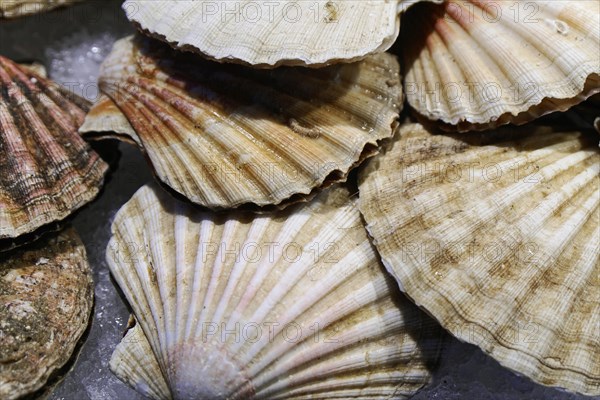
123, 0, 440, 68
358, 122, 600, 395
0, 227, 94, 399
0, 0, 82, 18
402, 0, 600, 131
84, 35, 401, 210
0, 56, 108, 240
106, 184, 443, 399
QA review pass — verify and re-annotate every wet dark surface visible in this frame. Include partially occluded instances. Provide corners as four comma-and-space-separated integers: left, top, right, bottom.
1, 1, 597, 399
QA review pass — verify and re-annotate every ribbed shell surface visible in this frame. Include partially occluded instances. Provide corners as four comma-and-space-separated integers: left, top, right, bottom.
358, 123, 600, 395
110, 319, 171, 400
93, 35, 402, 209
106, 184, 443, 399
402, 0, 600, 131
0, 227, 94, 399
122, 0, 433, 68
0, 56, 108, 239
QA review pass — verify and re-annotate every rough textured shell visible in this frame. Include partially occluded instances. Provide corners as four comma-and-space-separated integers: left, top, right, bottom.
358, 123, 600, 395
0, 0, 82, 18
86, 35, 401, 210
0, 227, 94, 399
106, 184, 443, 399
123, 0, 439, 68
402, 0, 600, 131
0, 56, 108, 239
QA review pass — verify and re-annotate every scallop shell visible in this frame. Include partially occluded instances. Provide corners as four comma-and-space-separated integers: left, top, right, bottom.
358, 122, 600, 395
0, 227, 94, 399
83, 35, 401, 210
123, 0, 440, 68
106, 183, 443, 399
402, 0, 600, 131
80, 94, 137, 143
0, 55, 108, 240
110, 317, 171, 400
0, 0, 82, 18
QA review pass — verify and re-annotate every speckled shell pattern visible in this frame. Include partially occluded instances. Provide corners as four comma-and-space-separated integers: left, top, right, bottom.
106, 184, 443, 399
89, 35, 402, 210
0, 55, 108, 240
358, 122, 600, 395
402, 0, 600, 131
0, 227, 94, 399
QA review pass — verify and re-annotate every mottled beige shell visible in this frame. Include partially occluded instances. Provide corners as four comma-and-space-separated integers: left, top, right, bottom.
123, 0, 439, 68
402, 0, 600, 131
83, 35, 401, 210
0, 56, 108, 240
358, 122, 600, 395
0, 227, 94, 399
106, 184, 443, 399
0, 0, 82, 18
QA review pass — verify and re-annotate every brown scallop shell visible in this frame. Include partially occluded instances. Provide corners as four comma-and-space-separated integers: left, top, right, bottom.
0, 227, 94, 399
0, 55, 108, 240
402, 0, 600, 131
82, 35, 402, 210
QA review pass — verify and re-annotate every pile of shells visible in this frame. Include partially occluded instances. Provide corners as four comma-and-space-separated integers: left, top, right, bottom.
1, 0, 598, 398
0, 51, 105, 396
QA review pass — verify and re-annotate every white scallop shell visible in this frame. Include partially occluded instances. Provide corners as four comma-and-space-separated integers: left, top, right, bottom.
358, 122, 600, 395
123, 0, 440, 68
106, 184, 443, 399
110, 318, 171, 400
402, 0, 600, 131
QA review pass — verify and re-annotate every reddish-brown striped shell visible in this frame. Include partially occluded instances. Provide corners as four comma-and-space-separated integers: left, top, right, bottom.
0, 55, 108, 240
83, 35, 401, 210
